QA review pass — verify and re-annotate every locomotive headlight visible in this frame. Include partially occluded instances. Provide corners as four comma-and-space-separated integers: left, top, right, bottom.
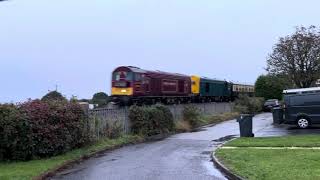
121, 89, 127, 93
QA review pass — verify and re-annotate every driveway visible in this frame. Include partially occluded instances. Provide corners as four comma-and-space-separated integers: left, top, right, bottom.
51, 113, 319, 180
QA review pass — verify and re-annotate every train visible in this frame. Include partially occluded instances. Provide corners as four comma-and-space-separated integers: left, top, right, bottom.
111, 66, 254, 106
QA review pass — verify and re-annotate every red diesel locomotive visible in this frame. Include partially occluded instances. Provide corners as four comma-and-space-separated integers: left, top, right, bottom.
111, 66, 191, 105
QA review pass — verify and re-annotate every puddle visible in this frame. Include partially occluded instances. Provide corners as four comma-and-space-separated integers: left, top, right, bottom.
106, 158, 117, 162
212, 135, 236, 142
201, 151, 212, 155
191, 128, 206, 132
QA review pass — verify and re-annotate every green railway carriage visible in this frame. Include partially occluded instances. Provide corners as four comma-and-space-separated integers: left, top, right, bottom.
191, 76, 232, 102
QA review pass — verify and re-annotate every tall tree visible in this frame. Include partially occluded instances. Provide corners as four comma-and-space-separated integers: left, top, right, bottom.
92, 92, 109, 107
41, 91, 67, 102
255, 75, 291, 100
267, 26, 320, 88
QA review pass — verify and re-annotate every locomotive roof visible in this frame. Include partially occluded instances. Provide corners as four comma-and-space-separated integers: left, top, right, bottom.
126, 66, 148, 73
115, 66, 190, 78
200, 77, 228, 82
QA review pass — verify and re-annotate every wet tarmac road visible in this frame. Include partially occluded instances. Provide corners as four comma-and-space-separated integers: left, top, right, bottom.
51, 113, 320, 180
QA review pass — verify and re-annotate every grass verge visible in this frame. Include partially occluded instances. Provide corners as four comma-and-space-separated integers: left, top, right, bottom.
0, 135, 143, 180
216, 135, 320, 180
226, 135, 320, 147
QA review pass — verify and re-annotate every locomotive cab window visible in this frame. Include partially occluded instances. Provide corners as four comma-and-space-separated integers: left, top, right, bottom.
112, 72, 133, 81
134, 73, 142, 81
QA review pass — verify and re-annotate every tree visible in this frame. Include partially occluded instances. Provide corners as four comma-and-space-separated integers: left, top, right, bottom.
267, 26, 320, 88
92, 92, 109, 107
41, 91, 67, 102
255, 75, 291, 100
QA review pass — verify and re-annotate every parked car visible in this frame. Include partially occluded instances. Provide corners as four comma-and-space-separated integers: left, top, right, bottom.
283, 87, 320, 128
263, 99, 279, 111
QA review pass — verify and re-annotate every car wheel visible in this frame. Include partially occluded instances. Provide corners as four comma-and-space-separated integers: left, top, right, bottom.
297, 118, 310, 129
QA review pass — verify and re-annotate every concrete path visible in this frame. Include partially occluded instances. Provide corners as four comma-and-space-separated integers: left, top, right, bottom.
51, 113, 319, 180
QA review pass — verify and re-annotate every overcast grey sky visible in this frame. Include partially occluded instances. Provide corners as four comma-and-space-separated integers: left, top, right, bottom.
0, 0, 319, 102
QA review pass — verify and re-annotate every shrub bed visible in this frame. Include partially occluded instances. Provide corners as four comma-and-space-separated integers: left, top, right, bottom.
0, 100, 89, 161
128, 104, 174, 136
234, 95, 264, 114
182, 105, 201, 128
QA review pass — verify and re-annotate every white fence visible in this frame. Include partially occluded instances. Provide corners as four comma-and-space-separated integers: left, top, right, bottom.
87, 103, 233, 139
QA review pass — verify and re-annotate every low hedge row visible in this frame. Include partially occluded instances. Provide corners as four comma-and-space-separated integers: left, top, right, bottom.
0, 100, 89, 161
128, 104, 174, 136
234, 95, 264, 114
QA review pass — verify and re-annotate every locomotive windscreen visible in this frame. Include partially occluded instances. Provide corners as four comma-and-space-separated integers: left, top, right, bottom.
112, 71, 133, 81
114, 82, 128, 87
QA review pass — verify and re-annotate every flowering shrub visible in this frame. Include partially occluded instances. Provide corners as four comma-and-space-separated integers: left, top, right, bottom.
0, 100, 90, 161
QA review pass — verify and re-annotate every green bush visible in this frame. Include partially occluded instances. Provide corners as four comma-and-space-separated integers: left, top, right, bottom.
105, 121, 123, 139
235, 95, 264, 114
182, 105, 201, 128
128, 104, 174, 136
154, 104, 174, 132
128, 105, 150, 135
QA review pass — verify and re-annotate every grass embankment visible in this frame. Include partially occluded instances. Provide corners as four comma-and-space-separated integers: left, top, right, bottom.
216, 135, 320, 180
175, 112, 239, 132
201, 112, 239, 125
0, 135, 143, 180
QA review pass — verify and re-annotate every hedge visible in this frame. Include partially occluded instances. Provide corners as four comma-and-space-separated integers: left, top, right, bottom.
0, 100, 90, 161
128, 104, 174, 136
182, 105, 201, 128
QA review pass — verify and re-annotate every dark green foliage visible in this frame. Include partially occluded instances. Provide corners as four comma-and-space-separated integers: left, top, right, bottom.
105, 121, 123, 139
0, 100, 90, 161
129, 104, 174, 136
92, 92, 109, 108
0, 104, 33, 161
128, 106, 150, 135
255, 75, 290, 100
182, 105, 201, 128
41, 91, 67, 102
235, 94, 264, 114
154, 104, 174, 132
